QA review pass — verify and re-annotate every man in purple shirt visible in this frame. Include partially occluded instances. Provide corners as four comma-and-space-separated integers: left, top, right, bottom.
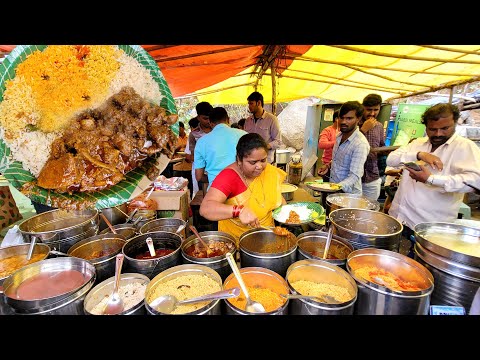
244, 91, 281, 164
359, 94, 385, 200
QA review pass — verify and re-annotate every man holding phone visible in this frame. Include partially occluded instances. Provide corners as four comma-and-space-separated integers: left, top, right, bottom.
386, 103, 480, 257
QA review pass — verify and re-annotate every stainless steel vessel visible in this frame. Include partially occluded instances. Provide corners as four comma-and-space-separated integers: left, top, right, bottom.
329, 208, 403, 251
140, 218, 187, 239
122, 232, 182, 279
286, 259, 357, 315
181, 231, 236, 281
347, 248, 434, 315
239, 228, 297, 277
144, 264, 223, 315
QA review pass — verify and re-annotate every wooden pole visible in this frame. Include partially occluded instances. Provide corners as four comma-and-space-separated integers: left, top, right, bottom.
449, 87, 454, 104
271, 62, 277, 115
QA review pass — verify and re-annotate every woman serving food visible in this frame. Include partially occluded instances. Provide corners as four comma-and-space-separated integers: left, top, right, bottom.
199, 133, 287, 244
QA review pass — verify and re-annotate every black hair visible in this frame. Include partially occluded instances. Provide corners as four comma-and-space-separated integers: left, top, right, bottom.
333, 110, 339, 121
188, 117, 199, 129
236, 133, 268, 161
231, 123, 240, 128
195, 101, 214, 116
421, 103, 460, 125
209, 107, 229, 124
178, 121, 185, 128
339, 101, 364, 118
237, 118, 246, 127
362, 93, 382, 107
247, 91, 264, 107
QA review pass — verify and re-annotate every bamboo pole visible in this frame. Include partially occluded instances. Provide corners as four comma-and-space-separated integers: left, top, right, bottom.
271, 62, 277, 115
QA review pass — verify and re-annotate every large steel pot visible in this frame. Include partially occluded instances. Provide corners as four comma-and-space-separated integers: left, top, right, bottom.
414, 241, 480, 313
223, 267, 289, 315
239, 228, 297, 277
347, 248, 434, 315
144, 264, 223, 315
275, 149, 293, 164
329, 208, 403, 251
122, 232, 182, 279
18, 209, 99, 253
326, 193, 380, 216
84, 272, 150, 315
296, 231, 354, 269
67, 234, 127, 284
181, 231, 236, 281
1, 257, 96, 315
0, 243, 51, 315
281, 183, 298, 201
286, 259, 357, 315
140, 218, 187, 240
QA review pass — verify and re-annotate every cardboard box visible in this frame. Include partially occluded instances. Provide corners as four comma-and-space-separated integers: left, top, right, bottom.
149, 189, 190, 221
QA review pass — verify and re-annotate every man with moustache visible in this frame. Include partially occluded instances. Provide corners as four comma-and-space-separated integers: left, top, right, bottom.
387, 103, 480, 256
318, 101, 370, 194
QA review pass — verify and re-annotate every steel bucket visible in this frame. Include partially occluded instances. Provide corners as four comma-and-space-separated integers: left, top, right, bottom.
347, 248, 434, 315
144, 264, 223, 315
84, 272, 150, 315
223, 267, 289, 315
286, 259, 357, 315
99, 224, 137, 240
329, 208, 403, 251
122, 232, 182, 279
67, 234, 127, 284
239, 228, 297, 277
1, 257, 96, 314
99, 204, 128, 232
181, 231, 236, 281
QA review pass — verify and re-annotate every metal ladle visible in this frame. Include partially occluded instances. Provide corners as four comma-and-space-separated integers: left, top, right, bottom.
323, 227, 334, 259
280, 293, 341, 304
149, 287, 241, 314
103, 253, 125, 315
225, 252, 265, 313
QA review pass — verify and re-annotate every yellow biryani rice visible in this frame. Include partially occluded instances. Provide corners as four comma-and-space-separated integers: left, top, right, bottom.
290, 279, 353, 303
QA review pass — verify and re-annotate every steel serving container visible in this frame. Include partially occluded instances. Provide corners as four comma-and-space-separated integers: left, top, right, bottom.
67, 234, 127, 284
347, 248, 434, 315
1, 257, 96, 315
140, 218, 187, 240
286, 259, 357, 315
239, 228, 297, 277
296, 231, 354, 269
325, 193, 380, 216
19, 209, 99, 253
281, 183, 298, 201
0, 243, 51, 315
329, 208, 403, 251
414, 241, 480, 313
144, 264, 223, 315
99, 204, 128, 232
84, 272, 150, 315
223, 266, 289, 315
275, 149, 293, 164
122, 232, 182, 279
181, 231, 236, 281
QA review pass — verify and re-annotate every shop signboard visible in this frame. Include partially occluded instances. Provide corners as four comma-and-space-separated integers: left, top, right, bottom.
391, 103, 430, 146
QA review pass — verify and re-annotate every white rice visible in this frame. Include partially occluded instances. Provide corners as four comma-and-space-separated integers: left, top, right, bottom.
275, 205, 312, 222
109, 52, 164, 105
89, 280, 147, 315
3, 129, 60, 177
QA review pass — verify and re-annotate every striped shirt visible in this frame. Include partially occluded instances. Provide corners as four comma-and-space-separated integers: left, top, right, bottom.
360, 120, 385, 183
330, 128, 370, 194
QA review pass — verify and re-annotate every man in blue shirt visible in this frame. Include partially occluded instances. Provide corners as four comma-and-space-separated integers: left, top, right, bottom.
318, 101, 370, 194
194, 107, 247, 189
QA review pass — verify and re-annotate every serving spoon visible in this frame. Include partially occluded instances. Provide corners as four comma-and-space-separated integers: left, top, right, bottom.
103, 253, 125, 315
323, 227, 334, 259
225, 252, 265, 313
148, 287, 240, 314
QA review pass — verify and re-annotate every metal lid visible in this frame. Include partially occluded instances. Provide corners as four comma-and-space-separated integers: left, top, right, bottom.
414, 222, 480, 268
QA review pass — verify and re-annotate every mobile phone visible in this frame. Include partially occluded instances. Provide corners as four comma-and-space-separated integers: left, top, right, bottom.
402, 162, 422, 171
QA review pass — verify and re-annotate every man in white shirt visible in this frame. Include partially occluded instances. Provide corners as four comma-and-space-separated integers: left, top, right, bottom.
386, 103, 480, 256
